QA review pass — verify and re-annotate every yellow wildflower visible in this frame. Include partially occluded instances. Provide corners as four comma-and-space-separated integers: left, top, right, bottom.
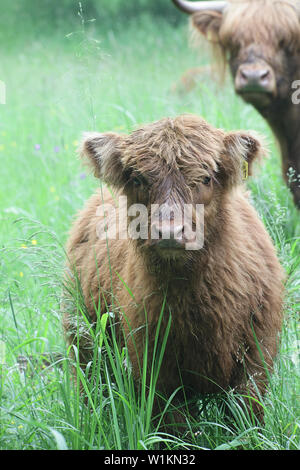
31, 239, 37, 245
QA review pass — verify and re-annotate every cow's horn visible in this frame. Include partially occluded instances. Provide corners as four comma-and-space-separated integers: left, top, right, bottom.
172, 0, 227, 14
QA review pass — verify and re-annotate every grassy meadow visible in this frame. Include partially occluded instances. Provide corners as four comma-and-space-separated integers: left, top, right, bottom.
0, 2, 299, 450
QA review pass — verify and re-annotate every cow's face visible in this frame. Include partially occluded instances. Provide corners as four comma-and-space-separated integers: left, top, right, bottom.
191, 1, 300, 110
80, 115, 265, 260
227, 42, 280, 108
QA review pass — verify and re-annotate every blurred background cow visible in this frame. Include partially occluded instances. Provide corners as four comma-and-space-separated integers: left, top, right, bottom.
172, 0, 300, 208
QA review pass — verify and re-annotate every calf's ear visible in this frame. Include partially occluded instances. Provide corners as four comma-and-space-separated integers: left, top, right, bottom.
80, 132, 126, 187
192, 11, 223, 42
221, 131, 267, 186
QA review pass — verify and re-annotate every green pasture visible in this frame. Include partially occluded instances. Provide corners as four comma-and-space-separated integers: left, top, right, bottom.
0, 2, 299, 450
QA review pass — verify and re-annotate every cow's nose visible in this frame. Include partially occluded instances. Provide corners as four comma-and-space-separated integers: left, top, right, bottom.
240, 68, 270, 84
235, 64, 275, 94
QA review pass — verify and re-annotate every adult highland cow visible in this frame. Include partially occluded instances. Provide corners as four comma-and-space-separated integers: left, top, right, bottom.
63, 115, 284, 427
172, 0, 300, 208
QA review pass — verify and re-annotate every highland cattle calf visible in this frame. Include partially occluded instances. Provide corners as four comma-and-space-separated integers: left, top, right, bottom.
172, 0, 300, 208
63, 114, 284, 427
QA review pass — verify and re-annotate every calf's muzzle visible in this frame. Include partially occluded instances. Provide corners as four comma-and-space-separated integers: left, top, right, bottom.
151, 219, 186, 249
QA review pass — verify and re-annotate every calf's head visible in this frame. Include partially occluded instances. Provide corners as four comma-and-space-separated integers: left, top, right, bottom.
173, 0, 300, 110
81, 115, 264, 260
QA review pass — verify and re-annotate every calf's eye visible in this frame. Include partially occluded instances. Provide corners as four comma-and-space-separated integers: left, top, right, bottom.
133, 177, 143, 187
202, 176, 211, 186
132, 175, 148, 188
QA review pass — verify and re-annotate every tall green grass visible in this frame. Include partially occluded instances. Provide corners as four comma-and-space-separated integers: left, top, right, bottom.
0, 9, 299, 450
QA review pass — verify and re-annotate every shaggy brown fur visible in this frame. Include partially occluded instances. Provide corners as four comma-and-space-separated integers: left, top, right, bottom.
63, 114, 284, 426
175, 0, 300, 208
